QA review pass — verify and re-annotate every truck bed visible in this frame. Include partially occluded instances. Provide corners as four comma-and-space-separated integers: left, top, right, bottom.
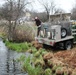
36, 36, 74, 46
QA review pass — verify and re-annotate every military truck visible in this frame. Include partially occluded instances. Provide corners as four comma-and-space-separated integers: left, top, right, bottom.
35, 21, 76, 50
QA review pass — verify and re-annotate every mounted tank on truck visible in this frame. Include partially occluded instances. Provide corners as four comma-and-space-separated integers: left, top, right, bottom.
35, 21, 76, 50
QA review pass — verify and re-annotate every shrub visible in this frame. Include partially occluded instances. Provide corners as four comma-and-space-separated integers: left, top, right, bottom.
12, 23, 36, 42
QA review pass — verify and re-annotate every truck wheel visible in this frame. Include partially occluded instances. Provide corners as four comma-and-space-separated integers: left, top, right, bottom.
64, 40, 73, 50
61, 28, 67, 38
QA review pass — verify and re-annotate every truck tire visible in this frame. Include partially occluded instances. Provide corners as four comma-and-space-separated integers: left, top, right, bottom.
61, 28, 67, 38
64, 40, 73, 50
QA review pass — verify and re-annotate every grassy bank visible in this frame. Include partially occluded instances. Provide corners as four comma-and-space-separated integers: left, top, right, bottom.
5, 40, 32, 52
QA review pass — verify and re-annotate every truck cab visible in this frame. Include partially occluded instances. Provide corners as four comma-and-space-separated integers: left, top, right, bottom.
35, 21, 74, 50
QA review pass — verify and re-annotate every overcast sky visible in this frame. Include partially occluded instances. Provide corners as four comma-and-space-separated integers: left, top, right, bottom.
0, 0, 5, 5
0, 0, 75, 13
31, 0, 75, 13
54, 0, 75, 12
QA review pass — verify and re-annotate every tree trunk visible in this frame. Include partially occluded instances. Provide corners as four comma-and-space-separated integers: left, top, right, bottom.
8, 21, 13, 41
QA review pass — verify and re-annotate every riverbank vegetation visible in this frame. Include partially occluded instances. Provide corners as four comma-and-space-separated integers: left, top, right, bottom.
4, 40, 32, 52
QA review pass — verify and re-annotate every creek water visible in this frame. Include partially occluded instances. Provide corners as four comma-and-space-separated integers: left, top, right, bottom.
0, 38, 28, 75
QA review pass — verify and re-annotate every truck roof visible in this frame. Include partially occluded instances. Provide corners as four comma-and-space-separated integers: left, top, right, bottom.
42, 21, 71, 26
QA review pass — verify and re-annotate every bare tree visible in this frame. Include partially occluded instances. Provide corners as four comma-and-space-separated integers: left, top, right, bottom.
54, 8, 65, 14
38, 0, 56, 21
1, 0, 31, 41
30, 11, 47, 22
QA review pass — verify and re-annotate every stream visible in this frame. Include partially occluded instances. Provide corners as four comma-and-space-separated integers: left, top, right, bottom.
0, 38, 28, 75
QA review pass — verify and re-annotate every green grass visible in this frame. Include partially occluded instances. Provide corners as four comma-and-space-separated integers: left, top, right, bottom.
22, 56, 42, 75
5, 40, 32, 52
